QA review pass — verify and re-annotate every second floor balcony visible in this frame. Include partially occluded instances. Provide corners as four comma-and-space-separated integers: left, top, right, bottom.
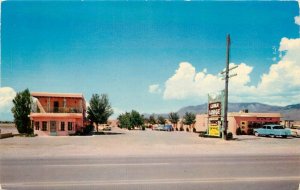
32, 105, 84, 114
50, 107, 83, 113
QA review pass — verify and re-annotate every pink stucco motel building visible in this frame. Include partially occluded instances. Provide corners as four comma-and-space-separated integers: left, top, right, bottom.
29, 92, 86, 136
195, 112, 281, 135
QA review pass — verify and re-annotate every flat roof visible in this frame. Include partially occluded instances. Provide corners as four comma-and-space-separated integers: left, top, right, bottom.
31, 92, 84, 99
229, 112, 281, 117
197, 112, 281, 118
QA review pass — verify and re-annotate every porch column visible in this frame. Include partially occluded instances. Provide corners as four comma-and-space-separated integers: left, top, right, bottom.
47, 97, 50, 112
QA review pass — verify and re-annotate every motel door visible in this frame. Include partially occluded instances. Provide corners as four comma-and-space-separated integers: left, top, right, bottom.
50, 121, 57, 136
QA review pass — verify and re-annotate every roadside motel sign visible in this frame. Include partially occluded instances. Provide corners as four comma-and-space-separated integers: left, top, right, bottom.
207, 90, 225, 137
208, 120, 220, 136
208, 102, 221, 117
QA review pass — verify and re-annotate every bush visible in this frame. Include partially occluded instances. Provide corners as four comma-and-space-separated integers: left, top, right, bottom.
227, 132, 233, 140
83, 125, 94, 135
199, 131, 206, 137
236, 127, 242, 135
193, 128, 196, 133
247, 128, 254, 135
25, 133, 37, 137
180, 127, 184, 131
142, 125, 146, 130
186, 128, 189, 132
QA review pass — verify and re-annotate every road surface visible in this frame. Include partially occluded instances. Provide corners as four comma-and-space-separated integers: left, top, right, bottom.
1, 155, 299, 190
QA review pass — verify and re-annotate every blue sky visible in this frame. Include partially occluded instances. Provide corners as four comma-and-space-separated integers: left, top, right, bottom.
1, 1, 300, 120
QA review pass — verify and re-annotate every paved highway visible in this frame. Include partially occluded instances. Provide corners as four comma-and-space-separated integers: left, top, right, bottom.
1, 155, 300, 190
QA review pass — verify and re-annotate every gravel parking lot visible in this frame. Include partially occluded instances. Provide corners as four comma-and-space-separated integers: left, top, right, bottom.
1, 126, 299, 159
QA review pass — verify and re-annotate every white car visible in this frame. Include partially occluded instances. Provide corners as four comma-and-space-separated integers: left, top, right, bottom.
290, 126, 300, 137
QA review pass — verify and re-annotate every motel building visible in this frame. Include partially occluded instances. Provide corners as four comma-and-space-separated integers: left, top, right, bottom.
195, 111, 281, 136
29, 92, 86, 136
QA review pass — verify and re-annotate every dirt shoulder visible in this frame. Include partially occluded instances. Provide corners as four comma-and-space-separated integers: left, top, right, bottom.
1, 128, 299, 159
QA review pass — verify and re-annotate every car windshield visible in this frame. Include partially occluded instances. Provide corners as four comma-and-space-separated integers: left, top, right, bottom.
273, 126, 284, 129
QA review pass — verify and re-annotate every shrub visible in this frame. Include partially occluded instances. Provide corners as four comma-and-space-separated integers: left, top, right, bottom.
180, 127, 184, 131
193, 128, 196, 133
199, 131, 206, 137
142, 125, 146, 130
227, 132, 233, 140
25, 133, 37, 137
247, 128, 254, 135
186, 128, 189, 132
236, 127, 242, 135
83, 124, 94, 135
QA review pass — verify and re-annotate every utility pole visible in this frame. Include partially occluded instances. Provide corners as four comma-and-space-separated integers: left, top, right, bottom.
221, 34, 237, 140
223, 34, 230, 140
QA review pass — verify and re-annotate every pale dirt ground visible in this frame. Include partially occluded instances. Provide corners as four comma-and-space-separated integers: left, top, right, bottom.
1, 126, 299, 159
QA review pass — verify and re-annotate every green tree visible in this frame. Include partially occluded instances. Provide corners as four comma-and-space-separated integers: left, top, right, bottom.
149, 115, 157, 125
118, 110, 144, 130
11, 88, 33, 134
87, 94, 113, 132
118, 112, 131, 129
130, 110, 144, 129
183, 112, 196, 131
169, 112, 179, 130
157, 115, 166, 125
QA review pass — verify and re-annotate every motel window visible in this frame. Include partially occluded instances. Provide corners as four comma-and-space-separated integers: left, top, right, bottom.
35, 122, 40, 130
267, 126, 271, 129
61, 122, 65, 131
42, 121, 47, 131
68, 122, 73, 131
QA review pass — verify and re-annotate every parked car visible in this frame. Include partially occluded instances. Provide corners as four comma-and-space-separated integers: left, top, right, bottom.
153, 125, 164, 131
290, 126, 300, 137
103, 126, 111, 131
153, 125, 173, 131
163, 125, 173, 131
254, 124, 291, 138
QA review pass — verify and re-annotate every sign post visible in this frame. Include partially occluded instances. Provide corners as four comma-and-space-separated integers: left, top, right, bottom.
207, 91, 225, 138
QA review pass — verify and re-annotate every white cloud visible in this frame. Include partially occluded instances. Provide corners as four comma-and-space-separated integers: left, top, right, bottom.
256, 37, 300, 101
0, 87, 16, 121
279, 37, 300, 51
148, 84, 162, 94
161, 36, 300, 105
163, 62, 226, 100
295, 16, 300, 26
163, 62, 256, 101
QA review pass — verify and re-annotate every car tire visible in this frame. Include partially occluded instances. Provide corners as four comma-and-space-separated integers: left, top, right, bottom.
254, 132, 259, 137
269, 134, 275, 138
282, 135, 287, 138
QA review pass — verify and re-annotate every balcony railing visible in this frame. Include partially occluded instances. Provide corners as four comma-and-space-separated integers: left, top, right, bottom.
50, 107, 83, 113
32, 105, 83, 113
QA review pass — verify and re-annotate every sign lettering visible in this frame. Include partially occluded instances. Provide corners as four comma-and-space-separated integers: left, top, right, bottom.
208, 102, 221, 116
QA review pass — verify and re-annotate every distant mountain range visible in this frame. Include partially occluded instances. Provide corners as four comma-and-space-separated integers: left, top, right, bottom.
144, 103, 300, 121
177, 103, 300, 120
